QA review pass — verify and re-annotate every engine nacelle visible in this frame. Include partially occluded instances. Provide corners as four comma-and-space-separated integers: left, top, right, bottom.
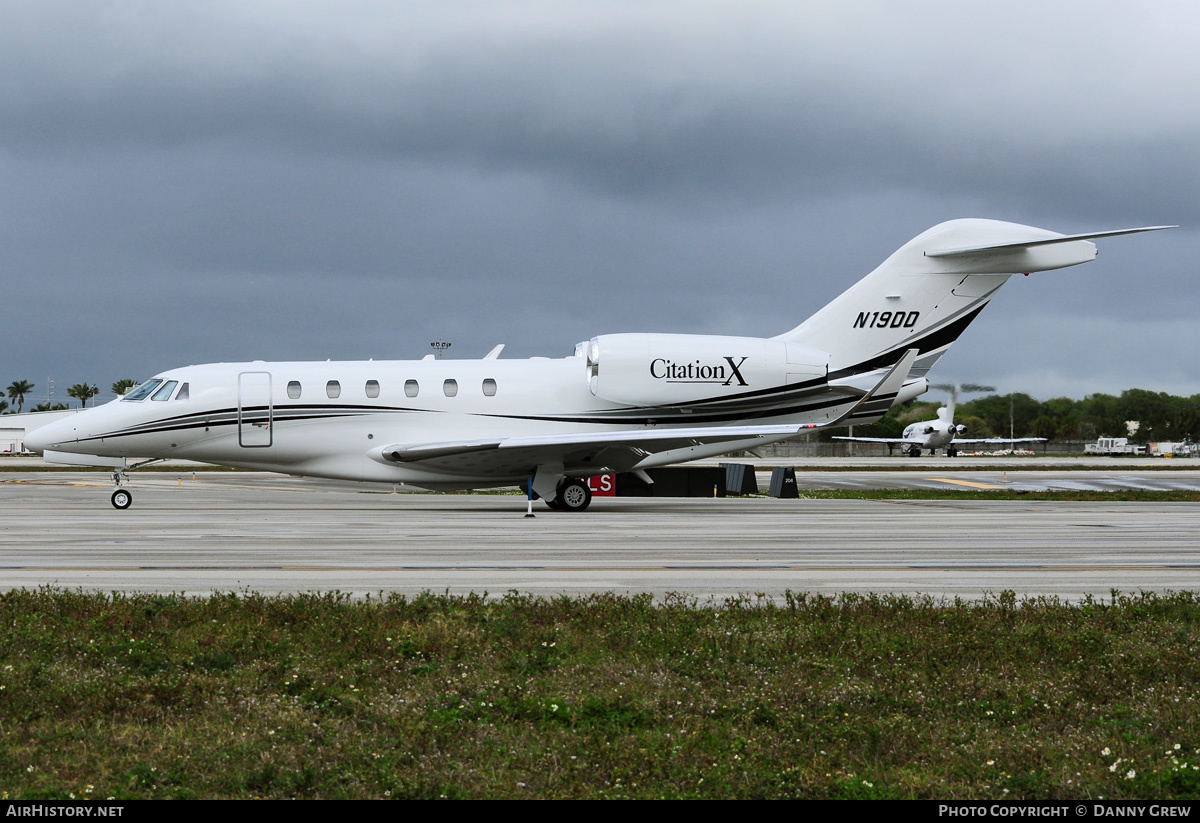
581, 333, 829, 408
955, 424, 968, 435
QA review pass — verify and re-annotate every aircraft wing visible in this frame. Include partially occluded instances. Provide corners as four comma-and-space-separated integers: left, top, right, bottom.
373, 423, 816, 477
373, 349, 920, 478
950, 437, 1047, 444
831, 436, 924, 444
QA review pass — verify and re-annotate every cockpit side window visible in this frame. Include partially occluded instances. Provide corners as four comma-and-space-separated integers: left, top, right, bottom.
151, 380, 179, 401
176, 383, 190, 401
123, 379, 163, 401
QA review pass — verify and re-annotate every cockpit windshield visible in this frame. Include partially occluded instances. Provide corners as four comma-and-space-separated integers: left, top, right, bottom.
150, 380, 179, 401
122, 378, 163, 401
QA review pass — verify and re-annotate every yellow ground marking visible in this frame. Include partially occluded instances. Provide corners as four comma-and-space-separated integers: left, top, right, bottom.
0, 479, 110, 487
929, 477, 1007, 490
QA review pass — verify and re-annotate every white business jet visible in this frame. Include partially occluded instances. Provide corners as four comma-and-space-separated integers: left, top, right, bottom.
26, 219, 1170, 511
834, 383, 1045, 457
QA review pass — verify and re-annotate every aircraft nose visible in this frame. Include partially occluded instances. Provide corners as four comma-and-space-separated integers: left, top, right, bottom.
24, 417, 74, 454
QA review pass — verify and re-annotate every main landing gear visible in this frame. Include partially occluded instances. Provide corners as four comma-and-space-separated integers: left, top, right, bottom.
529, 466, 594, 513
541, 479, 593, 512
556, 479, 593, 512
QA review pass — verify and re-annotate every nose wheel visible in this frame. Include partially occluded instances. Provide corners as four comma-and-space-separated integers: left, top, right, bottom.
110, 469, 133, 509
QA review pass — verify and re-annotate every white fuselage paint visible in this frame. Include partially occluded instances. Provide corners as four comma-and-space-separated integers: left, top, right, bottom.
900, 418, 959, 452
28, 356, 857, 488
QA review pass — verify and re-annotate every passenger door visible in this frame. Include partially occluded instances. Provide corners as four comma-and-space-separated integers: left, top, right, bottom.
238, 371, 273, 447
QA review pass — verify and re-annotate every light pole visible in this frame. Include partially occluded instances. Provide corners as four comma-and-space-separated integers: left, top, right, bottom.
430, 340, 451, 360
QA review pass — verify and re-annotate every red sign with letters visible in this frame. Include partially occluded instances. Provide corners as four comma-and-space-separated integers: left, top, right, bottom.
586, 474, 616, 496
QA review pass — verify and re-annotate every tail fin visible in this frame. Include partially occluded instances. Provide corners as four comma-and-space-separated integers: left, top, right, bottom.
776, 219, 1173, 380
937, 385, 958, 424
931, 381, 996, 428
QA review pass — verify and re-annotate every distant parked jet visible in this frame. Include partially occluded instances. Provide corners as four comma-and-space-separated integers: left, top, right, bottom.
835, 383, 1044, 456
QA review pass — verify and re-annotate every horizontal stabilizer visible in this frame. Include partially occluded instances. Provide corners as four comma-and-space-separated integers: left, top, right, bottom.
925, 226, 1175, 259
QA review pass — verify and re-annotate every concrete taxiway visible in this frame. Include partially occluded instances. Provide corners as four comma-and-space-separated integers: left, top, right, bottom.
2, 469, 1197, 601
788, 469, 1200, 492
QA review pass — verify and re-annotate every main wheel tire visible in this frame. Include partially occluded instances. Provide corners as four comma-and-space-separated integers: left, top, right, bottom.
543, 497, 563, 510
908, 446, 921, 458
111, 489, 132, 510
555, 480, 592, 512
947, 447, 958, 457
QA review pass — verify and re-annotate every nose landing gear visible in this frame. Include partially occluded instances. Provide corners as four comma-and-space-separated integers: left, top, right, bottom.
110, 469, 132, 510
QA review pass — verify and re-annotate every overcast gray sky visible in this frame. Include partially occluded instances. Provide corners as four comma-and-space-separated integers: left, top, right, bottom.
3, 0, 1197, 406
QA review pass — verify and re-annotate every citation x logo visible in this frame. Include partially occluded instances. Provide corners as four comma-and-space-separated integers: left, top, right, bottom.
649, 356, 749, 386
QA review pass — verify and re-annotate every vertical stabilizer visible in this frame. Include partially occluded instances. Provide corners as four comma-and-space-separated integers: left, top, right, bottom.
774, 219, 1132, 379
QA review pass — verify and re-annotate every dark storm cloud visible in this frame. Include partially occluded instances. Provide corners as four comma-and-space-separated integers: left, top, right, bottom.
3, 1, 1198, 399
6, 1, 1197, 214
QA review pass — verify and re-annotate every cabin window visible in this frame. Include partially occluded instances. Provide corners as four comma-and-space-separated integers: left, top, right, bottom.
443, 379, 458, 397
326, 380, 341, 399
151, 380, 179, 401
482, 378, 497, 397
287, 381, 302, 400
404, 379, 419, 398
176, 383, 190, 401
365, 380, 380, 399
123, 378, 163, 401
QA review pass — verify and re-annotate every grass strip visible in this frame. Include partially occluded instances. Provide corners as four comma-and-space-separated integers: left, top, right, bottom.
3, 588, 1200, 799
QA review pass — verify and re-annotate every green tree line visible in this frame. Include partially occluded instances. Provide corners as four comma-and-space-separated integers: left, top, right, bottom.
822, 389, 1200, 443
2, 379, 139, 413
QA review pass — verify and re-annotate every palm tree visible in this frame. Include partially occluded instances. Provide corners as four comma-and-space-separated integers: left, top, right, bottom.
6, 380, 34, 414
67, 383, 100, 408
111, 378, 138, 396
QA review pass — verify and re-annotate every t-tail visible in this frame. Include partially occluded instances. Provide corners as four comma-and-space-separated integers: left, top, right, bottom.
775, 219, 1174, 382
928, 382, 990, 433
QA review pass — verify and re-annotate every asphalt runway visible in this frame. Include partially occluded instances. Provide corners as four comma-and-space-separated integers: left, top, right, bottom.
2, 470, 1198, 602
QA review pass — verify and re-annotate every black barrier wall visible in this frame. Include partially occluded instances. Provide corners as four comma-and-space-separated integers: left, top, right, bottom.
615, 468, 726, 497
